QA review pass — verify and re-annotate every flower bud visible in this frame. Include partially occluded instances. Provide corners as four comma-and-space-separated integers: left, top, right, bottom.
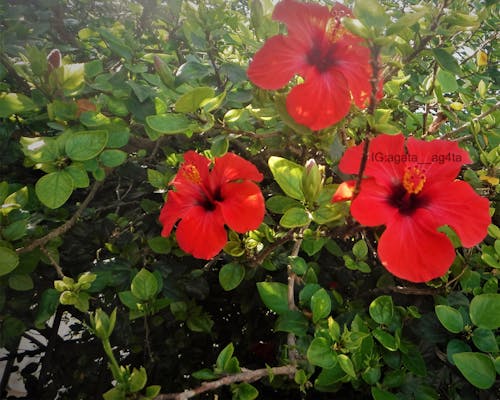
153, 55, 175, 88
47, 49, 62, 72
301, 159, 323, 204
90, 308, 117, 340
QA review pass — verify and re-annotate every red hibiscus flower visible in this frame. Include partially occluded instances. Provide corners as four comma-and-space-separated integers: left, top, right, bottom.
159, 151, 265, 259
333, 134, 491, 282
247, 0, 378, 131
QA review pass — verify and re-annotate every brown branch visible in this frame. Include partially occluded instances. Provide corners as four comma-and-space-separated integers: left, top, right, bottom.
40, 245, 64, 278
16, 180, 103, 254
249, 229, 296, 267
445, 101, 500, 139
155, 365, 297, 400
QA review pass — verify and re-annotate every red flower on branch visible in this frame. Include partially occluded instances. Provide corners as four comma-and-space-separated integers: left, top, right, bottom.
247, 0, 378, 131
159, 151, 265, 259
333, 134, 491, 282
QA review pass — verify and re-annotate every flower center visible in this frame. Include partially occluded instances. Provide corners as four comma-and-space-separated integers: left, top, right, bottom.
402, 165, 426, 194
307, 30, 338, 73
182, 164, 201, 184
388, 185, 427, 216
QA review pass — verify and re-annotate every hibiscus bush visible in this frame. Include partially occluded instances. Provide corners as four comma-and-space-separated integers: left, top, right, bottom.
0, 0, 499, 399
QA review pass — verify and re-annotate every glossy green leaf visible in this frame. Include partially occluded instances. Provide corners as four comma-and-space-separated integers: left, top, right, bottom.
311, 288, 331, 323
371, 387, 398, 400
472, 328, 499, 353
275, 310, 309, 337
435, 305, 464, 333
0, 247, 19, 277
307, 337, 337, 368
35, 171, 74, 209
175, 86, 215, 113
219, 262, 245, 291
453, 352, 496, 389
256, 282, 289, 314
8, 274, 34, 291
436, 69, 458, 92
146, 114, 194, 134
65, 130, 108, 161
470, 293, 500, 329
0, 93, 37, 117
128, 367, 147, 392
266, 195, 302, 214
99, 149, 127, 167
232, 382, 258, 400
279, 207, 310, 228
268, 156, 304, 201
131, 268, 158, 301
338, 354, 356, 378
369, 295, 394, 325
353, 0, 389, 29
432, 48, 461, 75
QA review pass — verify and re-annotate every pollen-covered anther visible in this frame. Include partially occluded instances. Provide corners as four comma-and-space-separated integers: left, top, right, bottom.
403, 165, 426, 194
182, 164, 201, 183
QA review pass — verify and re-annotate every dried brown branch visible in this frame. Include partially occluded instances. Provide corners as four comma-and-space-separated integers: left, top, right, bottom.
155, 365, 297, 400
445, 101, 500, 139
16, 180, 103, 254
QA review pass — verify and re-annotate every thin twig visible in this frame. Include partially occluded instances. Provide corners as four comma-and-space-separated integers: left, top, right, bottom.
16, 180, 104, 254
40, 246, 64, 278
445, 101, 500, 138
154, 365, 297, 400
249, 229, 296, 267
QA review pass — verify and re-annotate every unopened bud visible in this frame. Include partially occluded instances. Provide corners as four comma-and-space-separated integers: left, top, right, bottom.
47, 49, 62, 71
301, 159, 323, 204
153, 55, 175, 88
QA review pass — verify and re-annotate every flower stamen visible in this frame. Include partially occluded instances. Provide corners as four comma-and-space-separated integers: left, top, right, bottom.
181, 164, 201, 184
403, 165, 426, 194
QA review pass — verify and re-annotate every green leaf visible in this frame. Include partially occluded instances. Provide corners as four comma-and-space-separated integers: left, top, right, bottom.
99, 149, 127, 167
470, 293, 500, 329
147, 236, 171, 254
472, 328, 499, 353
371, 387, 398, 400
307, 337, 337, 368
192, 368, 219, 380
62, 63, 85, 95
432, 48, 461, 75
279, 207, 310, 228
232, 382, 258, 400
436, 69, 458, 92
369, 295, 394, 325
446, 339, 471, 365
216, 343, 234, 371
0, 93, 37, 117
2, 219, 28, 241
0, 247, 19, 276
353, 0, 390, 29
131, 268, 158, 301
128, 367, 147, 392
402, 347, 426, 377
453, 352, 496, 389
35, 288, 60, 329
275, 310, 309, 337
352, 239, 368, 260
373, 328, 397, 351
65, 130, 108, 161
311, 288, 331, 323
210, 135, 229, 158
268, 156, 305, 200
256, 282, 289, 314
146, 114, 195, 134
219, 263, 245, 291
103, 387, 125, 400
65, 164, 89, 188
266, 195, 302, 214
435, 305, 464, 333
8, 274, 34, 291
288, 256, 308, 276
175, 86, 215, 113
35, 171, 74, 209
338, 354, 356, 378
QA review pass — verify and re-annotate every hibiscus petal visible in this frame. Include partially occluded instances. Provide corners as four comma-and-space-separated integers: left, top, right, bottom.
331, 37, 372, 108
286, 70, 351, 130
211, 152, 263, 185
339, 134, 406, 186
424, 180, 490, 247
273, 0, 329, 46
219, 181, 265, 233
406, 137, 471, 182
175, 206, 227, 259
378, 209, 456, 282
350, 178, 399, 226
172, 150, 211, 189
159, 190, 200, 237
247, 35, 309, 90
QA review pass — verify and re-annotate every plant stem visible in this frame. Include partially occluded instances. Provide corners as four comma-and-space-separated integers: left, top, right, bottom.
155, 365, 297, 400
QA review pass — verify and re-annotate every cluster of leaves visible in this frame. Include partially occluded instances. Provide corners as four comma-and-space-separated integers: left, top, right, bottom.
0, 0, 498, 399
